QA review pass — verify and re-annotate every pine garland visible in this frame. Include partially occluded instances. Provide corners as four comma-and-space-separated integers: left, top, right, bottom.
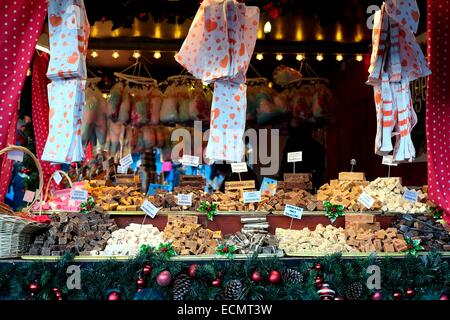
0, 252, 449, 300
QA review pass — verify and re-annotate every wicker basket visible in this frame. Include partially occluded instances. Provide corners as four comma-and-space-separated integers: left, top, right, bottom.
44, 170, 73, 201
0, 145, 48, 258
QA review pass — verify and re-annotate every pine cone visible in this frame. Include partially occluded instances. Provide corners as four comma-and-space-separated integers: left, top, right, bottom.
223, 280, 243, 300
283, 269, 304, 284
345, 282, 363, 300
173, 274, 191, 300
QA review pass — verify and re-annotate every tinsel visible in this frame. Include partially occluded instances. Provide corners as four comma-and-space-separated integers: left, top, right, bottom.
0, 252, 449, 300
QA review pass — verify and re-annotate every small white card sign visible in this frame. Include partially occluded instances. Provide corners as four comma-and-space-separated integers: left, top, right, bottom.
120, 154, 133, 168
23, 190, 35, 203
53, 171, 63, 185
243, 191, 261, 203
117, 165, 128, 174
103, 160, 109, 171
403, 189, 418, 203
182, 155, 200, 167
177, 194, 193, 206
382, 155, 398, 166
8, 150, 24, 162
231, 162, 248, 173
284, 204, 304, 219
141, 200, 160, 218
70, 189, 88, 201
287, 151, 302, 163
358, 192, 376, 209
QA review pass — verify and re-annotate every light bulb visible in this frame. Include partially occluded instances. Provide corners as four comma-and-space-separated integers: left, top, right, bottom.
153, 51, 162, 59
336, 54, 344, 62
296, 53, 305, 61
256, 53, 264, 61
356, 54, 364, 62
275, 53, 283, 61
132, 50, 141, 59
263, 21, 272, 34
316, 53, 324, 62
268, 82, 273, 88
112, 51, 120, 59
102, 93, 108, 99
90, 50, 99, 58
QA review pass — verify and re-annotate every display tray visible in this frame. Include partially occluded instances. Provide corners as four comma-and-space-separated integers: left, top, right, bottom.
284, 251, 450, 258
21, 252, 284, 261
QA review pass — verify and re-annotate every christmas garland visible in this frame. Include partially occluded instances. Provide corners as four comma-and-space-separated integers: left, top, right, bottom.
0, 252, 449, 300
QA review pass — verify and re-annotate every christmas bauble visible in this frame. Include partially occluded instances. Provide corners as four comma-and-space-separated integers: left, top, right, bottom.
370, 291, 383, 300
212, 278, 221, 287
188, 264, 198, 278
315, 276, 323, 289
156, 271, 172, 287
334, 296, 345, 300
143, 265, 152, 276
439, 293, 449, 300
107, 291, 121, 300
392, 291, 402, 300
314, 263, 322, 272
52, 288, 60, 294
137, 277, 145, 289
405, 288, 415, 299
29, 281, 40, 294
251, 271, 263, 283
268, 270, 282, 284
317, 284, 335, 300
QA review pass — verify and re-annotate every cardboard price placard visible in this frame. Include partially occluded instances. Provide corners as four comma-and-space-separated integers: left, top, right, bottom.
53, 171, 63, 185
177, 194, 193, 206
243, 191, 261, 203
224, 180, 256, 191
23, 190, 35, 203
120, 154, 133, 168
117, 165, 128, 174
287, 151, 302, 163
382, 156, 398, 166
181, 155, 200, 167
403, 189, 418, 203
7, 150, 24, 162
141, 200, 159, 218
284, 204, 304, 219
70, 189, 88, 201
231, 162, 248, 173
357, 192, 375, 209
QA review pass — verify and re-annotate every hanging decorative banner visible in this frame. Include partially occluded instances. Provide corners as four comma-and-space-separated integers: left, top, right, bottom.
175, 0, 259, 162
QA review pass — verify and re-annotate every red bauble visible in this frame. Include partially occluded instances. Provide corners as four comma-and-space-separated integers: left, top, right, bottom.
405, 288, 415, 299
314, 263, 322, 272
334, 296, 345, 300
52, 287, 60, 294
370, 291, 383, 300
161, 247, 167, 253
187, 264, 198, 278
156, 271, 172, 287
137, 277, 145, 289
107, 291, 121, 300
251, 271, 263, 283
212, 278, 221, 287
222, 246, 229, 253
317, 284, 336, 300
142, 265, 152, 276
29, 281, 40, 294
315, 276, 323, 289
268, 270, 282, 284
439, 293, 449, 300
392, 291, 402, 300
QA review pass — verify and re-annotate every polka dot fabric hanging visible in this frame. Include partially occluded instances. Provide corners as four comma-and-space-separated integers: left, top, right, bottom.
0, 0, 47, 201
427, 0, 450, 220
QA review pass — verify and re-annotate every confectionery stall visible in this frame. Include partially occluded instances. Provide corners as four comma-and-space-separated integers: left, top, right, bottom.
0, 0, 449, 302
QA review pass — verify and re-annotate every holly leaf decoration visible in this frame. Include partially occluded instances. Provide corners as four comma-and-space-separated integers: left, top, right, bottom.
80, 196, 95, 214
156, 242, 177, 258
217, 244, 236, 258
198, 201, 218, 221
139, 244, 154, 255
323, 201, 344, 223
405, 236, 425, 257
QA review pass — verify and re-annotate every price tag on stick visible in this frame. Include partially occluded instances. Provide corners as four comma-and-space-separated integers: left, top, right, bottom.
70, 189, 88, 201
182, 155, 200, 167
284, 204, 304, 229
177, 194, 193, 206
288, 151, 302, 173
23, 190, 35, 203
403, 189, 418, 203
117, 165, 128, 174
243, 191, 261, 203
357, 192, 375, 209
120, 154, 133, 168
53, 171, 63, 185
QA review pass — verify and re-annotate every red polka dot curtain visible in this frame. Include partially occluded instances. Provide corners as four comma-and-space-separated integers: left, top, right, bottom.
427, 0, 450, 221
0, 0, 47, 201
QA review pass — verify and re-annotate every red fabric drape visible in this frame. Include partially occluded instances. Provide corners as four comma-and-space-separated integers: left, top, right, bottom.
0, 0, 47, 201
427, 0, 450, 221
32, 52, 58, 187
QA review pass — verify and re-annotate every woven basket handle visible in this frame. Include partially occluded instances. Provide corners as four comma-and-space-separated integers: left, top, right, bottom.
44, 170, 74, 203
0, 145, 44, 215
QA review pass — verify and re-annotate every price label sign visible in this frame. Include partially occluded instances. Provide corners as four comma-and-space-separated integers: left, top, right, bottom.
70, 189, 88, 201
287, 151, 302, 163
382, 156, 398, 166
141, 200, 160, 218
53, 171, 63, 185
120, 154, 133, 168
403, 189, 418, 203
231, 162, 248, 173
243, 191, 261, 203
7, 150, 24, 162
103, 160, 109, 171
117, 165, 128, 174
177, 194, 193, 206
357, 192, 376, 209
284, 204, 304, 220
23, 190, 35, 203
181, 155, 200, 167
